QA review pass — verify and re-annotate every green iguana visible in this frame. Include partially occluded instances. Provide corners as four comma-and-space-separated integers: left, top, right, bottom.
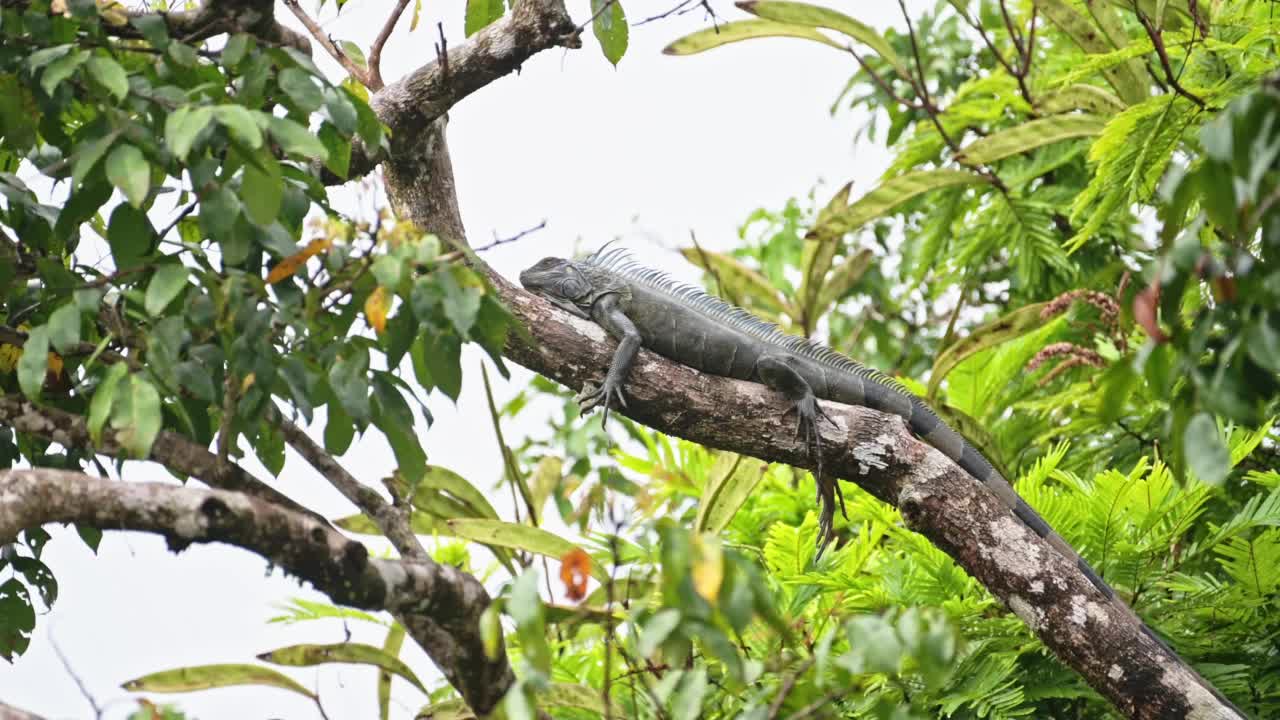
519, 245, 1244, 716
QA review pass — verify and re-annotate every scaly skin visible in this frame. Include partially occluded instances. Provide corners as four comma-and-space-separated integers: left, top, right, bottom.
519, 248, 1244, 715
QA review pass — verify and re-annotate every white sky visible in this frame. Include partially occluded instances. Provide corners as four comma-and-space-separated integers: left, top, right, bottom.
2, 1, 926, 717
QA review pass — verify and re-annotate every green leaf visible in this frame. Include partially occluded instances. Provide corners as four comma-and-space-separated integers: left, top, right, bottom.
110, 375, 163, 459
130, 13, 169, 48
957, 115, 1107, 165
696, 453, 767, 534
591, 0, 628, 66
1032, 0, 1145, 105
165, 105, 214, 161
663, 19, 841, 55
678, 247, 789, 317
927, 302, 1051, 400
257, 642, 426, 694
329, 348, 371, 423
672, 667, 708, 720
1038, 84, 1126, 116
71, 132, 118, 189
413, 333, 462, 401
212, 105, 264, 149
241, 154, 283, 226
105, 145, 151, 208
738, 1, 909, 80
809, 169, 985, 239
107, 203, 154, 269
47, 302, 80, 353
338, 40, 368, 70
39, 49, 89, 96
813, 248, 873, 316
323, 89, 358, 135
318, 123, 351, 179
16, 326, 49, 400
638, 608, 682, 657
439, 269, 483, 337
1247, 317, 1280, 373
377, 625, 407, 720
222, 33, 253, 67
89, 364, 129, 446
85, 56, 129, 101
325, 402, 355, 455
0, 578, 34, 661
121, 664, 316, 699
464, 0, 505, 36
146, 264, 190, 317
440, 519, 610, 582
268, 117, 329, 160
413, 465, 501, 521
278, 68, 324, 113
1185, 413, 1230, 487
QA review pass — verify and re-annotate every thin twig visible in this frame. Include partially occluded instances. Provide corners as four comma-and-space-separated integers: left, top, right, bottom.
635, 0, 699, 25
439, 220, 547, 263
894, 0, 1008, 192
274, 410, 429, 562
577, 0, 620, 34
845, 45, 921, 110
367, 0, 411, 90
50, 631, 103, 720
1134, 6, 1206, 109
766, 656, 815, 719
281, 0, 370, 85
434, 21, 450, 81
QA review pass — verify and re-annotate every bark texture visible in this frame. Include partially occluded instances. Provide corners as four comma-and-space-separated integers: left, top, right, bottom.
0, 469, 506, 708
356, 0, 1243, 717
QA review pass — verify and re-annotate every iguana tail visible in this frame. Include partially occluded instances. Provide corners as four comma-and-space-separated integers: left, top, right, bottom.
854, 380, 1245, 716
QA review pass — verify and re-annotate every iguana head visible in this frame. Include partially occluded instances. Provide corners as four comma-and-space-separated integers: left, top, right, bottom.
520, 257, 595, 319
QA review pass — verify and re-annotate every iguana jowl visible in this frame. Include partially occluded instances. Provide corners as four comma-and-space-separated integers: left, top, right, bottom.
519, 246, 1242, 715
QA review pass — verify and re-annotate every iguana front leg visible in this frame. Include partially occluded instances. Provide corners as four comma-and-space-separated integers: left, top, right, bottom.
757, 354, 844, 553
577, 294, 639, 425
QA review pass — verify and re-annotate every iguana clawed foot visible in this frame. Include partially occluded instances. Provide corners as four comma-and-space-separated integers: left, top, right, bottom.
576, 375, 628, 426
785, 396, 845, 558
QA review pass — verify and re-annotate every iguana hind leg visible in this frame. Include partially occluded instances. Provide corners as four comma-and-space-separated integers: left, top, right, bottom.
757, 355, 844, 555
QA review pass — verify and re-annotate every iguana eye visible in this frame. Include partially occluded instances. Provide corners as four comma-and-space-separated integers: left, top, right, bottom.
557, 279, 585, 299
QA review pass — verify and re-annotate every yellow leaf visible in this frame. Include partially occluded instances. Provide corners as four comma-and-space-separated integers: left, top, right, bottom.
691, 534, 724, 602
364, 287, 389, 334
96, 0, 129, 25
240, 372, 256, 393
265, 238, 331, 285
47, 351, 63, 379
0, 342, 20, 373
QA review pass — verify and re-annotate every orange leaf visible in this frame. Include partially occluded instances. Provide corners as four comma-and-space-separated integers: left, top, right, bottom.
265, 238, 331, 285
559, 548, 591, 602
364, 287, 390, 335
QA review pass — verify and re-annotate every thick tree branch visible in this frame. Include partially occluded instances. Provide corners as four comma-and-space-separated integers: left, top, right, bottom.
0, 468, 507, 711
124, 0, 310, 52
273, 412, 427, 562
367, 0, 413, 91
492, 289, 1239, 720
363, 4, 1238, 707
281, 0, 370, 85
370, 0, 578, 149
0, 395, 315, 521
267, 409, 512, 710
284, 0, 1234, 712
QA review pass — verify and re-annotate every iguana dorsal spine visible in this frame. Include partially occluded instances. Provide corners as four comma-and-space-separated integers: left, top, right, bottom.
518, 247, 1241, 715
